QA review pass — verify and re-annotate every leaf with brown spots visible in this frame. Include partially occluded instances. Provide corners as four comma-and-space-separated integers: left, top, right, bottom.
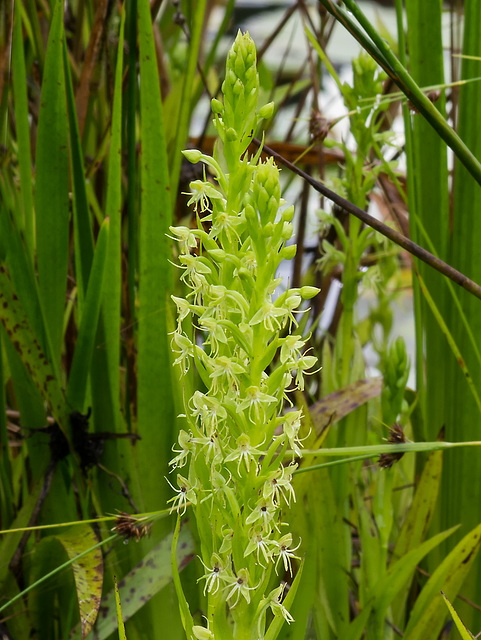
0, 265, 67, 427
54, 525, 103, 639
403, 522, 481, 640
309, 378, 383, 439
86, 525, 195, 640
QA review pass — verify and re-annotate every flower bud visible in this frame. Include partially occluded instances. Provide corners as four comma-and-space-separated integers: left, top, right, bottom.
192, 626, 215, 640
258, 102, 274, 120
222, 31, 259, 160
281, 222, 293, 240
253, 159, 281, 225
281, 244, 297, 260
226, 127, 238, 141
208, 249, 227, 262
282, 205, 294, 222
300, 286, 320, 299
182, 149, 202, 164
211, 98, 224, 114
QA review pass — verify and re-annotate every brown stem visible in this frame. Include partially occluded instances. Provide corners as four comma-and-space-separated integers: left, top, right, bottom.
253, 138, 481, 301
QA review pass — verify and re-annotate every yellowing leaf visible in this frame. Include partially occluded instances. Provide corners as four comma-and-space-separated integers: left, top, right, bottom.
54, 524, 103, 638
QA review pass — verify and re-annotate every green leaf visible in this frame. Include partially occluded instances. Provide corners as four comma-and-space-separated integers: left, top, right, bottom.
404, 522, 481, 640
66, 218, 110, 412
391, 448, 443, 628
441, 591, 476, 640
371, 526, 458, 633
393, 449, 443, 559
34, 0, 70, 366
136, 0, 175, 514
62, 36, 94, 303
11, 0, 34, 259
91, 523, 195, 640
265, 560, 304, 640
0, 474, 49, 595
100, 8, 125, 420
54, 525, 104, 638
168, 0, 207, 202
114, 575, 128, 640
0, 265, 66, 426
170, 515, 194, 639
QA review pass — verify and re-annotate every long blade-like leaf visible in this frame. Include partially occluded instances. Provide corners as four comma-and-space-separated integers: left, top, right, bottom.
35, 0, 70, 366
137, 0, 175, 513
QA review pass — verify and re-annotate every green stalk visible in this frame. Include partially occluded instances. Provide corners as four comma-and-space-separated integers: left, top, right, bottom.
320, 0, 481, 187
443, 1, 481, 628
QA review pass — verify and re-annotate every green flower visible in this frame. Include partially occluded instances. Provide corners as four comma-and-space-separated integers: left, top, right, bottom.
185, 179, 224, 214
274, 533, 301, 576
225, 434, 265, 474
223, 568, 257, 607
197, 553, 229, 596
237, 385, 277, 423
244, 526, 275, 567
167, 474, 198, 515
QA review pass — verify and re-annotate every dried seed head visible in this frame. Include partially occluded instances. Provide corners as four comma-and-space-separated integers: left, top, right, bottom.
112, 512, 152, 541
378, 423, 406, 469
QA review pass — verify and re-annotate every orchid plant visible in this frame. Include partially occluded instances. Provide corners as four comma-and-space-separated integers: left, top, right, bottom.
169, 31, 318, 640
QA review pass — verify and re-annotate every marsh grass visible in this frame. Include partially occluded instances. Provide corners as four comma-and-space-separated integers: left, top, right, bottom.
1, 2, 481, 639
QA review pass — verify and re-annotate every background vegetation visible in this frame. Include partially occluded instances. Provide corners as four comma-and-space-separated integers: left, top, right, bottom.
1, 0, 481, 638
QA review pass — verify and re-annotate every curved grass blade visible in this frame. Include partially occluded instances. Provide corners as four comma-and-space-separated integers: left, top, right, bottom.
170, 515, 194, 639
371, 526, 458, 635
0, 473, 50, 594
393, 449, 443, 560
265, 560, 304, 640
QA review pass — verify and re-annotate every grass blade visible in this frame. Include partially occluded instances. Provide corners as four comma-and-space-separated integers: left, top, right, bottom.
441, 592, 476, 640
66, 218, 110, 412
101, 8, 125, 419
0, 265, 67, 426
11, 0, 34, 260
114, 575, 128, 640
404, 523, 481, 639
34, 0, 70, 366
137, 0, 175, 512
63, 37, 94, 302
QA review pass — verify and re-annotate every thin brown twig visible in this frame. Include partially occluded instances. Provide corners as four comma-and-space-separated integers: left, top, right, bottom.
254, 138, 481, 301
